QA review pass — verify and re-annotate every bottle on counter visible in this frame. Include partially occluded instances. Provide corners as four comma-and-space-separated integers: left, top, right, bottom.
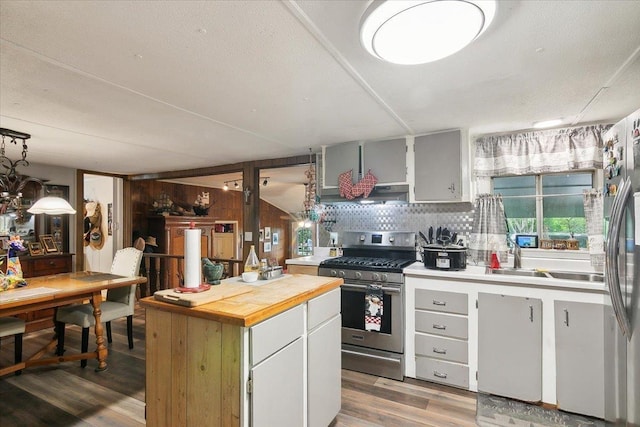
329, 239, 337, 257
244, 245, 260, 272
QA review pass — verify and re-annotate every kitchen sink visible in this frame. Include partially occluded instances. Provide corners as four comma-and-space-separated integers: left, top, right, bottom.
545, 271, 604, 282
486, 268, 548, 278
486, 268, 604, 282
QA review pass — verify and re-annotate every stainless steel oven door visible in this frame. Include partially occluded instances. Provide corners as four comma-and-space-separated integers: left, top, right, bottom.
340, 282, 403, 353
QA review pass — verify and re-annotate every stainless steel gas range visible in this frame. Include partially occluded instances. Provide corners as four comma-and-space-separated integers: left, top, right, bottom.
318, 231, 416, 380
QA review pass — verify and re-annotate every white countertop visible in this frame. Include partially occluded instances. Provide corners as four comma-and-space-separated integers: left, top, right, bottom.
285, 255, 335, 266
403, 263, 606, 293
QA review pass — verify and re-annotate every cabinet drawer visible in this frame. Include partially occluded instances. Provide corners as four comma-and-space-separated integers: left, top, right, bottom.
415, 289, 467, 314
415, 333, 468, 364
251, 305, 304, 365
308, 288, 340, 331
31, 256, 71, 274
416, 357, 469, 389
415, 311, 468, 339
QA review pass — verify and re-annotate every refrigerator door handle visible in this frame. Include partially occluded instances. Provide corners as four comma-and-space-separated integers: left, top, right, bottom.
605, 177, 633, 338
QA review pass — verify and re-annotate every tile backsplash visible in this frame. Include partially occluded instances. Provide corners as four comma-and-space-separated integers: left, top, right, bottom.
317, 202, 474, 246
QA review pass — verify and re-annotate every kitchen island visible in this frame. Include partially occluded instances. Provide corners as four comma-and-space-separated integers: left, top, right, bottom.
140, 274, 342, 427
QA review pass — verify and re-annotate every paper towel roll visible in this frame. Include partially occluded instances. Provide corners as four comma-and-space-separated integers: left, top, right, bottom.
184, 228, 201, 288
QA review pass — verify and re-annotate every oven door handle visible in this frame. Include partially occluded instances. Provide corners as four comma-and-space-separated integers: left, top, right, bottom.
341, 283, 401, 294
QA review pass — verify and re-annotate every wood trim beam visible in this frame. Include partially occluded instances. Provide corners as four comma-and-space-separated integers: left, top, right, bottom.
242, 164, 260, 262
123, 179, 132, 247
75, 170, 85, 272
127, 154, 313, 181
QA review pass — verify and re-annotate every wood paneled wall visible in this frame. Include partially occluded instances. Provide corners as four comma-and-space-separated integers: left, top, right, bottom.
130, 181, 291, 266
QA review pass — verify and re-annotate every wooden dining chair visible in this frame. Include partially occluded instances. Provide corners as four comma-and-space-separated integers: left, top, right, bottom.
0, 316, 26, 375
55, 247, 143, 367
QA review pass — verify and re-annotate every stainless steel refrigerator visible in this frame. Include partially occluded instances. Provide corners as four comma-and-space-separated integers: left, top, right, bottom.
603, 108, 640, 426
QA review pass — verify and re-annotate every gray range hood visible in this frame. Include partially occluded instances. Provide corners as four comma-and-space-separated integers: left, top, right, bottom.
319, 184, 410, 205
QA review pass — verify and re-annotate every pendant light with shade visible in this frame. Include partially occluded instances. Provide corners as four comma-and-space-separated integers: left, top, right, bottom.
360, 0, 496, 65
0, 128, 76, 216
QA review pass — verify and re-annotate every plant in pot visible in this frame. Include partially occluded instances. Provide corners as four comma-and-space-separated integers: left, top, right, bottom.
202, 258, 224, 285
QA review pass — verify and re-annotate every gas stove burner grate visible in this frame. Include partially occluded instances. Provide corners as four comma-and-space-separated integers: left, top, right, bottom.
320, 256, 416, 271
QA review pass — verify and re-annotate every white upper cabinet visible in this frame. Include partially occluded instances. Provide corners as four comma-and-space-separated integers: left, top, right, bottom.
322, 141, 361, 188
322, 138, 408, 188
411, 129, 471, 202
362, 138, 407, 184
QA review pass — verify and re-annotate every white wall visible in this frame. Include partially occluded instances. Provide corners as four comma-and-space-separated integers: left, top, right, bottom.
83, 174, 116, 272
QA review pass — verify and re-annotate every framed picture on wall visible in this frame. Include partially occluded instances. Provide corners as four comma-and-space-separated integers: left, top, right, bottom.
0, 236, 8, 252
43, 185, 70, 253
259, 229, 264, 242
264, 242, 271, 253
264, 227, 271, 240
28, 242, 43, 256
272, 232, 279, 245
40, 235, 58, 253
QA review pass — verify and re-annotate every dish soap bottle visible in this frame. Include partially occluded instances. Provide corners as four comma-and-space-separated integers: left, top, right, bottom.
244, 245, 260, 272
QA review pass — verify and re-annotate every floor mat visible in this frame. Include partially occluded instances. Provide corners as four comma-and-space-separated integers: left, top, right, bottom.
476, 393, 605, 427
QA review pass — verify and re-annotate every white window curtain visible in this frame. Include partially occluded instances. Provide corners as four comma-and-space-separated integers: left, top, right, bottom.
468, 194, 509, 266
474, 125, 609, 177
582, 189, 604, 269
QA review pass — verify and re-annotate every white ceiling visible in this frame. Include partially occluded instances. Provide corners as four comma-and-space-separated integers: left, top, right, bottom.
1, 0, 639, 213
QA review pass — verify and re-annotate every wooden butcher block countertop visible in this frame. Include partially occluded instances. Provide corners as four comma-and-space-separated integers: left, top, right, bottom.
140, 274, 343, 327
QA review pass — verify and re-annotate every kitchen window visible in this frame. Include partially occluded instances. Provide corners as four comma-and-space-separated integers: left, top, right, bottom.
493, 172, 594, 248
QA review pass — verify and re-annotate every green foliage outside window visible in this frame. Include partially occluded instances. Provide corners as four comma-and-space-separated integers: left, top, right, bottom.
494, 173, 593, 249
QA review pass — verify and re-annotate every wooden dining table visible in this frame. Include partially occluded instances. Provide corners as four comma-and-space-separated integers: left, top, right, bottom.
0, 271, 147, 377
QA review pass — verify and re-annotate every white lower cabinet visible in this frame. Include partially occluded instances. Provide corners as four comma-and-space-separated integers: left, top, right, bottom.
249, 288, 341, 427
554, 300, 605, 418
250, 305, 304, 427
478, 293, 542, 402
307, 288, 342, 427
414, 289, 470, 389
251, 338, 304, 427
308, 315, 341, 427
405, 273, 606, 419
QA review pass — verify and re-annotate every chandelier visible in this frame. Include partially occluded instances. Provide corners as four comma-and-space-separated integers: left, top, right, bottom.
0, 128, 76, 216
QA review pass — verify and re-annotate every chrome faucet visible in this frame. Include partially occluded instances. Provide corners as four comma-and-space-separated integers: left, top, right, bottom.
512, 242, 522, 269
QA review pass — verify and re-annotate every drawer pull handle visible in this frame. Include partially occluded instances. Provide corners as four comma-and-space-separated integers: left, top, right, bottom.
432, 347, 447, 354
433, 371, 448, 379
49, 262, 55, 266
432, 300, 446, 306
432, 324, 446, 330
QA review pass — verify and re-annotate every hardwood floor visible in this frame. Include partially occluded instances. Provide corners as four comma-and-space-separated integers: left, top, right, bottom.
1, 304, 475, 426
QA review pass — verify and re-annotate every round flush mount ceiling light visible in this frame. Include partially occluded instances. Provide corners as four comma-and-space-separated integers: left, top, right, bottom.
361, 0, 496, 65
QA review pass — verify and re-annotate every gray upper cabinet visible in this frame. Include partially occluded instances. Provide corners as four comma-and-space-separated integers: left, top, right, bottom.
413, 130, 465, 202
323, 138, 408, 188
323, 141, 360, 188
554, 300, 605, 419
362, 138, 407, 184
478, 293, 542, 402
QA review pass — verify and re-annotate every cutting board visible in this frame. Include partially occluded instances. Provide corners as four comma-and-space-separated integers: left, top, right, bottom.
154, 283, 254, 307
